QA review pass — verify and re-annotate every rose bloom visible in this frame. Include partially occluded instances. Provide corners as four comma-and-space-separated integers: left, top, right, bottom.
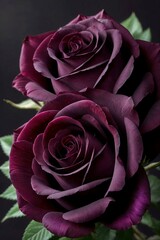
10, 90, 150, 238
13, 10, 160, 159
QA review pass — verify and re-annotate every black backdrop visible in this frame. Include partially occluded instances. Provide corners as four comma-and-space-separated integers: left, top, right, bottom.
0, 0, 160, 239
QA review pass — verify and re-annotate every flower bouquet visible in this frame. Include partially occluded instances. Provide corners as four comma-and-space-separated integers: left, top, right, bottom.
0, 10, 160, 240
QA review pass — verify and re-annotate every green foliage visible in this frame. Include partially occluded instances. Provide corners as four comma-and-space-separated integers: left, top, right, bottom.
91, 223, 116, 240
114, 229, 133, 239
141, 211, 160, 235
22, 221, 53, 240
59, 236, 93, 240
147, 236, 160, 240
139, 173, 160, 239
0, 160, 10, 178
121, 13, 151, 41
4, 99, 44, 110
2, 203, 24, 222
148, 175, 160, 204
0, 135, 12, 156
0, 184, 17, 200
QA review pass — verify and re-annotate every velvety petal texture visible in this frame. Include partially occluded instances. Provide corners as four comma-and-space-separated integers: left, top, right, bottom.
10, 90, 151, 237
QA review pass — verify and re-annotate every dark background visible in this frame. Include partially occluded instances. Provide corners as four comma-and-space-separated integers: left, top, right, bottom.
0, 0, 160, 239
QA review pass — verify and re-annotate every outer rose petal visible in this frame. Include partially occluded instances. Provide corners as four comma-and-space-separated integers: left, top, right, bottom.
40, 92, 86, 112
63, 197, 113, 223
125, 118, 143, 177
67, 14, 87, 25
104, 167, 150, 230
137, 40, 160, 99
17, 192, 49, 222
25, 82, 55, 102
104, 11, 140, 58
12, 74, 31, 96
83, 88, 139, 128
43, 212, 94, 238
17, 110, 56, 142
20, 32, 54, 78
132, 72, 154, 106
140, 100, 160, 133
10, 141, 52, 209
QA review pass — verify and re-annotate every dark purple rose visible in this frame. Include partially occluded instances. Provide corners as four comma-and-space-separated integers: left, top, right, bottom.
10, 90, 150, 238
13, 10, 160, 159
13, 11, 160, 101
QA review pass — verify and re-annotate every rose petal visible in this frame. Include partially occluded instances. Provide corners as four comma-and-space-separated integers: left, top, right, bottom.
53, 61, 107, 93
25, 82, 55, 102
48, 178, 109, 199
43, 116, 84, 149
40, 92, 86, 112
138, 40, 160, 99
55, 99, 107, 125
48, 25, 85, 60
140, 100, 160, 133
33, 34, 55, 78
94, 29, 123, 87
18, 110, 56, 142
124, 118, 143, 177
63, 197, 113, 223
113, 56, 134, 93
104, 124, 125, 194
31, 175, 59, 196
10, 141, 33, 172
10, 141, 51, 208
132, 72, 154, 106
12, 74, 30, 96
42, 212, 94, 237
67, 14, 87, 25
84, 143, 115, 182
33, 134, 48, 167
20, 32, 54, 80
104, 167, 150, 230
17, 192, 49, 222
106, 12, 140, 58
83, 89, 139, 129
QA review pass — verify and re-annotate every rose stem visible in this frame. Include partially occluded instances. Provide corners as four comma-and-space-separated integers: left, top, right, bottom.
132, 226, 146, 240
144, 161, 160, 171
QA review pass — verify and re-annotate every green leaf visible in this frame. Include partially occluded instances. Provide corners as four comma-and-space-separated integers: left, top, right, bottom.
147, 236, 160, 240
122, 13, 142, 34
115, 229, 133, 239
0, 135, 12, 156
4, 99, 44, 111
49, 236, 61, 240
121, 13, 151, 41
0, 184, 17, 200
59, 238, 71, 240
141, 211, 160, 235
0, 160, 10, 178
22, 221, 53, 240
145, 162, 160, 171
59, 238, 70, 240
2, 203, 24, 222
92, 223, 116, 240
59, 236, 93, 240
139, 28, 151, 41
148, 175, 160, 203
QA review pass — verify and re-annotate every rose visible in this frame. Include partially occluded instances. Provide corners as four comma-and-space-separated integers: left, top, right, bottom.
10, 90, 150, 238
13, 10, 160, 159
13, 10, 160, 102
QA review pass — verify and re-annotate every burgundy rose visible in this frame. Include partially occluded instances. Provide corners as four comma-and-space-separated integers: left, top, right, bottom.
13, 10, 160, 159
13, 11, 160, 101
10, 90, 150, 238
